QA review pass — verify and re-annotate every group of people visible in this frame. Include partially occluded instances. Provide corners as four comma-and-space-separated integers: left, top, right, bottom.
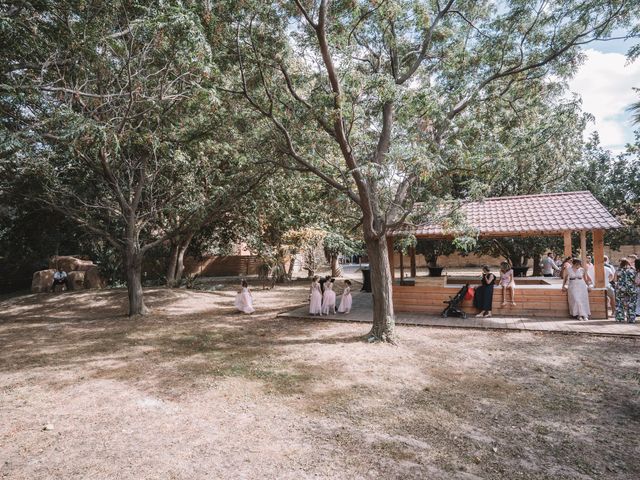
234, 276, 354, 316
559, 254, 640, 323
473, 262, 517, 317
309, 276, 352, 315
473, 253, 640, 323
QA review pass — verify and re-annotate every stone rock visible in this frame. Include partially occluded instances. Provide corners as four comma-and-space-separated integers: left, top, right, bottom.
49, 255, 96, 272
83, 267, 106, 289
42, 424, 54, 431
31, 269, 56, 293
66, 271, 85, 291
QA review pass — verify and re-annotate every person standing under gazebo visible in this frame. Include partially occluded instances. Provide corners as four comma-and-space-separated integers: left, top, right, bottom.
562, 259, 591, 321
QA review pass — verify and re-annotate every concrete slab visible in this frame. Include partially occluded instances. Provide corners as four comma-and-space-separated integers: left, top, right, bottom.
278, 292, 640, 337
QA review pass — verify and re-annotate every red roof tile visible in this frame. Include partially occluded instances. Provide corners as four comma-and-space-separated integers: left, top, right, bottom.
388, 191, 621, 238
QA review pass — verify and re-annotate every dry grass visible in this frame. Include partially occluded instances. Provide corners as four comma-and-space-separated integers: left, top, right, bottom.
1, 282, 639, 479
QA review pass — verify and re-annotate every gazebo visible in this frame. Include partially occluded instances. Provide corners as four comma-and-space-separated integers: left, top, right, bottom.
386, 191, 621, 319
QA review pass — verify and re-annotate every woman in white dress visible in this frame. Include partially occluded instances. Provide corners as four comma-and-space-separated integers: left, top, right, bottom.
338, 280, 352, 314
321, 278, 337, 315
562, 259, 591, 320
309, 276, 322, 315
235, 280, 255, 314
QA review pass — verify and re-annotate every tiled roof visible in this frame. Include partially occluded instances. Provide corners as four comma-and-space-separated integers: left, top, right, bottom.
388, 191, 621, 238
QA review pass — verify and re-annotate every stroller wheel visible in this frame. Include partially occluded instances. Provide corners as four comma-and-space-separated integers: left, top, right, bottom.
462, 313, 467, 319
442, 312, 448, 318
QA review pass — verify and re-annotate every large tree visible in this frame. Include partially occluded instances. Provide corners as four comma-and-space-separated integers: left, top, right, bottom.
1, 2, 230, 314
231, 0, 638, 341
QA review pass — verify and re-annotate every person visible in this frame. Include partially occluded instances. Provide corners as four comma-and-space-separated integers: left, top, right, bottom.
554, 255, 563, 277
585, 256, 595, 287
337, 280, 352, 314
613, 258, 636, 323
309, 276, 322, 315
234, 280, 255, 314
474, 265, 496, 317
541, 252, 559, 277
499, 262, 516, 306
559, 256, 573, 280
562, 258, 591, 321
603, 257, 616, 313
319, 275, 329, 294
635, 259, 640, 317
51, 266, 68, 292
321, 278, 337, 315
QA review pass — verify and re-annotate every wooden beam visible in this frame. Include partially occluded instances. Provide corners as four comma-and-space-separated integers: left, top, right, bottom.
387, 237, 395, 281
410, 246, 417, 277
563, 231, 572, 258
580, 230, 587, 265
592, 229, 605, 288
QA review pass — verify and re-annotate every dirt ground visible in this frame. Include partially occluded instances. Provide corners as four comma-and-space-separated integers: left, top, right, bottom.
1, 281, 639, 480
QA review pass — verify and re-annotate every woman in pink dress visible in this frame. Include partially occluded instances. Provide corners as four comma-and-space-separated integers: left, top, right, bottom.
338, 280, 352, 314
309, 276, 322, 315
562, 258, 591, 320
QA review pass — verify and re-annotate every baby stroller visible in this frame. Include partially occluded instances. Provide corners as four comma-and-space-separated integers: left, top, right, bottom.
441, 284, 469, 319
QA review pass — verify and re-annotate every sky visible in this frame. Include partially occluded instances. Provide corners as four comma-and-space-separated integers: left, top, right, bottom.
568, 38, 640, 152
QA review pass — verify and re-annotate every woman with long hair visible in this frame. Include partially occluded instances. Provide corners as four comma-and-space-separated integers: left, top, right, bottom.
562, 258, 591, 321
474, 265, 496, 317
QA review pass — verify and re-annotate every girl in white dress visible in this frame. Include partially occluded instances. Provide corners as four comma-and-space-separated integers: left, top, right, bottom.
235, 280, 255, 314
499, 262, 516, 306
321, 278, 337, 315
337, 280, 352, 314
562, 259, 591, 320
309, 276, 322, 315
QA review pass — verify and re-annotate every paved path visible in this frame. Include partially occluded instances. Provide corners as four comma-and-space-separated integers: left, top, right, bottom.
278, 292, 640, 337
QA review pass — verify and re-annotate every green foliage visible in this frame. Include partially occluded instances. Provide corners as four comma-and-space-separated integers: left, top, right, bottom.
415, 239, 456, 267
475, 237, 562, 268
569, 131, 640, 249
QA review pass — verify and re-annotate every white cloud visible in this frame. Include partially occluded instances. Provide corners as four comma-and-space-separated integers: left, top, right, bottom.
568, 48, 640, 151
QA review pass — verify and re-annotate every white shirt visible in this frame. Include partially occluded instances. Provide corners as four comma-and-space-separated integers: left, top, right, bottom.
604, 264, 614, 288
54, 271, 67, 280
586, 263, 595, 286
541, 256, 558, 275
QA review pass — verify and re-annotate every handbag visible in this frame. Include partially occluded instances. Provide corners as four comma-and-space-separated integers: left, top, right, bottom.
464, 286, 475, 301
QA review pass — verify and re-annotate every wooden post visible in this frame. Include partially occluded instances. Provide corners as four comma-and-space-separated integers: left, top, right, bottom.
399, 249, 404, 280
410, 246, 417, 278
592, 229, 605, 288
563, 231, 572, 258
387, 236, 395, 281
580, 230, 587, 265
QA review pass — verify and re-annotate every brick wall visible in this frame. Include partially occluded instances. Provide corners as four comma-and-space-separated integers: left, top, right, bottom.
183, 255, 263, 277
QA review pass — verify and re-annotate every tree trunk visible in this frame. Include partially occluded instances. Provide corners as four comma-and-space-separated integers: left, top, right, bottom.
166, 241, 179, 287
364, 234, 395, 343
174, 233, 194, 285
330, 255, 342, 277
287, 255, 296, 279
532, 253, 542, 276
125, 247, 148, 316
